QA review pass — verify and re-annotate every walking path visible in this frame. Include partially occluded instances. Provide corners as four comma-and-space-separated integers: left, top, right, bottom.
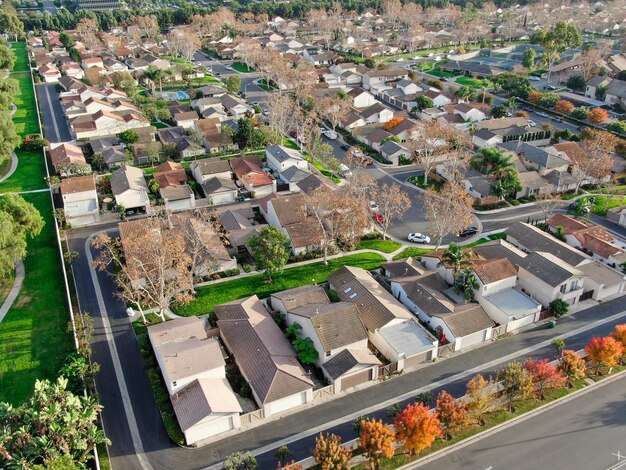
0, 261, 25, 323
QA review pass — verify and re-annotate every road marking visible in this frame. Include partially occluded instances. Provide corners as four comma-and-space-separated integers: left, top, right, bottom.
42, 85, 62, 142
84, 238, 154, 470
203, 307, 626, 470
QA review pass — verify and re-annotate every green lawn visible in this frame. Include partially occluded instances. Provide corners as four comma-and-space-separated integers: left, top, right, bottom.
10, 42, 30, 72
590, 195, 626, 216
427, 64, 456, 79
257, 79, 275, 91
357, 239, 402, 253
0, 149, 47, 193
173, 253, 386, 316
133, 315, 185, 445
407, 175, 443, 191
232, 62, 254, 73
392, 246, 433, 260
10, 71, 39, 137
284, 137, 341, 184
0, 192, 72, 405
455, 76, 492, 88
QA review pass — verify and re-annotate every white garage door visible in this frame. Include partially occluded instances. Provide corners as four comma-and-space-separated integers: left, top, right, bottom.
186, 416, 234, 444
211, 192, 235, 206
507, 315, 535, 333
70, 214, 97, 227
459, 329, 488, 350
166, 198, 193, 212
270, 391, 307, 415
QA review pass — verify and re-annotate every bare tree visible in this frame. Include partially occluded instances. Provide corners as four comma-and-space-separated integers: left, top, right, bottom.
407, 120, 459, 184
266, 94, 293, 143
572, 130, 617, 192
536, 194, 562, 222
91, 215, 193, 321
316, 95, 350, 132
372, 183, 411, 240
423, 182, 474, 249
76, 18, 100, 51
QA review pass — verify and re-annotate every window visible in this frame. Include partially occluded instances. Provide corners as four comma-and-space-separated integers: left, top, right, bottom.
560, 284, 566, 294
570, 279, 579, 291
172, 381, 177, 387
326, 351, 331, 357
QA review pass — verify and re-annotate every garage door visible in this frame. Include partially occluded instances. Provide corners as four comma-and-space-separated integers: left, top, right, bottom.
341, 369, 372, 391
404, 350, 432, 370
211, 192, 235, 206
187, 415, 234, 444
271, 391, 307, 415
70, 214, 97, 227
167, 198, 193, 212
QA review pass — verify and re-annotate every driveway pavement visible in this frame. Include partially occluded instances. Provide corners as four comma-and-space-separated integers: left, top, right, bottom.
36, 83, 72, 143
66, 221, 625, 470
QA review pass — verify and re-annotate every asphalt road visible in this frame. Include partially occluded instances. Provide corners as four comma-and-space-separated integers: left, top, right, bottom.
66, 223, 626, 470
417, 372, 626, 470
36, 83, 72, 143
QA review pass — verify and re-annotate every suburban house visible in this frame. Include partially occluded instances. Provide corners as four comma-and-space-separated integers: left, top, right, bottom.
230, 156, 276, 198
50, 143, 89, 176
362, 69, 408, 90
214, 295, 315, 417
157, 127, 204, 159
173, 110, 200, 129
265, 145, 309, 173
608, 205, 626, 228
328, 266, 438, 371
190, 159, 238, 206
147, 317, 242, 445
499, 141, 569, 176
348, 87, 377, 108
110, 165, 150, 213
265, 194, 322, 255
154, 161, 195, 211
218, 204, 267, 255
60, 175, 100, 226
270, 285, 381, 392
69, 110, 150, 139
605, 79, 626, 110
359, 103, 394, 124
38, 63, 62, 82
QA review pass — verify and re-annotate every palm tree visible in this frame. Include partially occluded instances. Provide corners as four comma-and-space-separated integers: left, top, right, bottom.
455, 86, 476, 102
143, 66, 162, 95
442, 242, 472, 272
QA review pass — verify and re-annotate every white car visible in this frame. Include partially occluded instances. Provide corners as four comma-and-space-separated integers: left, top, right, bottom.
529, 76, 541, 81
369, 201, 379, 212
528, 119, 537, 127
408, 233, 431, 244
325, 130, 338, 140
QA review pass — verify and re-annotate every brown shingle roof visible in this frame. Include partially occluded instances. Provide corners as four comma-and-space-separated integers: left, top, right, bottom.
271, 285, 330, 311
50, 143, 86, 168
472, 258, 518, 285
60, 175, 96, 195
435, 304, 495, 338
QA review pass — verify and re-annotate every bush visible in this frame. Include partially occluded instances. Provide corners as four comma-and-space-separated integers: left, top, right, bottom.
509, 199, 521, 206
326, 289, 341, 302
242, 263, 252, 273
550, 299, 570, 318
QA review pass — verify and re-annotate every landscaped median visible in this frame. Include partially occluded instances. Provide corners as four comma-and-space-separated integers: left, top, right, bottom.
172, 253, 386, 317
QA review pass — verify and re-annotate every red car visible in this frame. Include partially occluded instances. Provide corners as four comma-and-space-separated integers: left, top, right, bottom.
372, 211, 385, 223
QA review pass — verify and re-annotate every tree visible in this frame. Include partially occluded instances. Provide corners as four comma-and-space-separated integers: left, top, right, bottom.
0, 11, 24, 39
316, 95, 350, 132
585, 336, 624, 374
275, 445, 292, 468
223, 451, 258, 470
435, 390, 468, 439
407, 120, 460, 184
491, 105, 508, 119
118, 130, 139, 145
0, 44, 16, 71
587, 108, 609, 124
414, 95, 434, 111
497, 361, 534, 411
313, 433, 352, 470
0, 377, 109, 468
558, 349, 587, 382
610, 324, 626, 354
574, 130, 617, 192
465, 374, 492, 425
0, 194, 45, 278
493, 73, 532, 99
91, 216, 193, 321
225, 74, 241, 95
566, 74, 586, 92
393, 403, 441, 455
607, 121, 626, 135
522, 47, 536, 68
292, 336, 319, 364
570, 107, 591, 120
523, 359, 566, 399
550, 299, 569, 318
248, 226, 291, 282
143, 66, 164, 95
357, 418, 395, 470
552, 338, 566, 356
555, 100, 574, 115
423, 182, 474, 249
266, 94, 292, 144
0, 112, 20, 168
442, 242, 472, 272
235, 118, 266, 149
372, 183, 411, 240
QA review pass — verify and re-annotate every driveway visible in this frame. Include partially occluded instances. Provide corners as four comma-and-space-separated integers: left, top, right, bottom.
68, 223, 626, 470
36, 83, 72, 143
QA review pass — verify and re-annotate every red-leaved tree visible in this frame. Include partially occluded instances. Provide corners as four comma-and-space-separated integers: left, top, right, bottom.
358, 419, 396, 469
524, 359, 567, 399
393, 403, 442, 455
585, 336, 624, 374
435, 391, 468, 440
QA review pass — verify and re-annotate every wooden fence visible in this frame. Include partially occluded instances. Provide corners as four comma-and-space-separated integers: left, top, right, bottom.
312, 385, 335, 402
240, 409, 264, 427
379, 362, 399, 377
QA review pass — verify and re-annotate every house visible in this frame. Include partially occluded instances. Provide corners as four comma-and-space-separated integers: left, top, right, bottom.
424, 90, 453, 107
60, 175, 100, 226
82, 57, 104, 69
347, 87, 377, 108
61, 61, 84, 79
517, 251, 585, 307
110, 165, 150, 212
516, 170, 553, 199
50, 143, 89, 176
499, 141, 569, 176
147, 317, 241, 445
189, 158, 238, 205
607, 205, 626, 228
270, 285, 381, 392
472, 129, 502, 149
38, 63, 62, 83
230, 156, 275, 198
197, 85, 227, 98
214, 296, 315, 417
265, 145, 309, 173
380, 141, 409, 166
328, 266, 438, 371
265, 194, 322, 255
173, 111, 200, 129
585, 76, 612, 99
195, 119, 238, 154
576, 261, 626, 302
360, 103, 394, 124
154, 161, 195, 211
362, 68, 407, 90
605, 79, 626, 110
218, 204, 267, 254
546, 214, 626, 265
221, 94, 254, 119
69, 110, 150, 140
157, 127, 204, 159
190, 159, 232, 183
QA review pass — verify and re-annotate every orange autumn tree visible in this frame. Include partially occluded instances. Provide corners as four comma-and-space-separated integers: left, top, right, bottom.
382, 116, 404, 130
555, 99, 574, 114
610, 324, 626, 352
585, 336, 624, 373
435, 391, 468, 439
587, 107, 609, 124
465, 374, 493, 425
528, 91, 542, 104
358, 419, 395, 470
524, 359, 567, 399
312, 433, 352, 470
393, 403, 442, 455
558, 349, 587, 382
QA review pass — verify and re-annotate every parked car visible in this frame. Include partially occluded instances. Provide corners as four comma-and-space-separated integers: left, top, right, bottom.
372, 212, 385, 223
340, 142, 351, 150
528, 119, 537, 127
339, 163, 352, 179
325, 130, 338, 140
408, 233, 431, 243
536, 111, 549, 118
369, 201, 379, 212
552, 116, 563, 123
459, 226, 478, 237
529, 75, 541, 81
